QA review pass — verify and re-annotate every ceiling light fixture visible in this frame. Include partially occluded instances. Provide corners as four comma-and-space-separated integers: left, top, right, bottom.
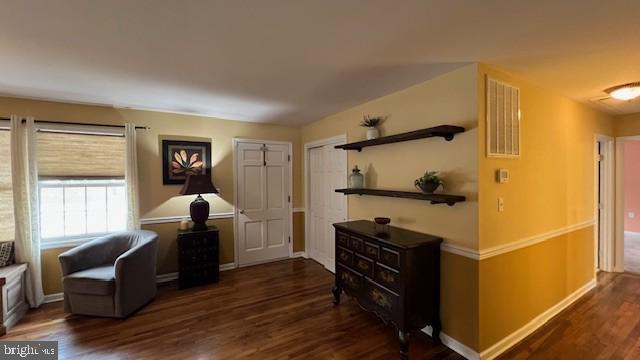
605, 82, 640, 101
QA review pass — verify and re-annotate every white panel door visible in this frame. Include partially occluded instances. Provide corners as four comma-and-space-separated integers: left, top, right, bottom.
308, 142, 347, 272
323, 144, 347, 272
237, 142, 290, 266
309, 147, 327, 267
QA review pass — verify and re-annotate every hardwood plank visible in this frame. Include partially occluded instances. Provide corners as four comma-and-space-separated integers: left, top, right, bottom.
3, 259, 460, 359
499, 272, 640, 359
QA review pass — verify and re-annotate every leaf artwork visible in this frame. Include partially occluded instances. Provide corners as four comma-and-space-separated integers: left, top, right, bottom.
171, 150, 204, 175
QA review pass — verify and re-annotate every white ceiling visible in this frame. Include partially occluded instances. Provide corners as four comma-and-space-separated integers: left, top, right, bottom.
1, 0, 639, 125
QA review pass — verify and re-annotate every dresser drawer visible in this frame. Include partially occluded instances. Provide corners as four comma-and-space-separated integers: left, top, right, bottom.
350, 236, 364, 253
380, 247, 400, 269
337, 264, 363, 292
366, 279, 399, 315
363, 241, 379, 259
337, 246, 354, 267
353, 254, 374, 278
375, 263, 400, 293
336, 231, 349, 247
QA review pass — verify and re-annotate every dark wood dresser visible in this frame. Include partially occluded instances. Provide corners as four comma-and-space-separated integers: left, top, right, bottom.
177, 225, 220, 289
332, 220, 442, 359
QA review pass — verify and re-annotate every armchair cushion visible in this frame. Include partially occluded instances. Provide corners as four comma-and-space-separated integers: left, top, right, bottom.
63, 265, 115, 295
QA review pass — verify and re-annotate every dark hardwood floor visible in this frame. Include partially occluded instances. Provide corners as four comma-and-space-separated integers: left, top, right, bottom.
500, 272, 640, 359
4, 259, 459, 359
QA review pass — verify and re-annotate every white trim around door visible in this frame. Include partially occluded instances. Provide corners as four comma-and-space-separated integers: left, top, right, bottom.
304, 135, 348, 272
595, 134, 614, 273
232, 138, 293, 268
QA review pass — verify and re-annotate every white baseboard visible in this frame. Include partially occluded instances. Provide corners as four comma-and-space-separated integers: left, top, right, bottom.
219, 262, 237, 271
422, 326, 480, 360
155, 272, 178, 283
291, 251, 307, 258
479, 278, 597, 360
43, 293, 64, 304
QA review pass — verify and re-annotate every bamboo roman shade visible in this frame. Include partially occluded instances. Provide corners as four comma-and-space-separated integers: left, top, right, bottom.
0, 131, 15, 241
37, 132, 126, 178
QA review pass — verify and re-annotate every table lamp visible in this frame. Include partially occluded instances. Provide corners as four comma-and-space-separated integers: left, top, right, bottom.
179, 174, 219, 231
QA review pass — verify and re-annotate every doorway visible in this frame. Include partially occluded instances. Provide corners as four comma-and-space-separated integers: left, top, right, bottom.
619, 137, 640, 273
596, 134, 614, 273
304, 135, 347, 272
233, 139, 292, 267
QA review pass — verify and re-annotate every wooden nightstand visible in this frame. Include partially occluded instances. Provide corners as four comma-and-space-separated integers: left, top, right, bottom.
177, 225, 220, 289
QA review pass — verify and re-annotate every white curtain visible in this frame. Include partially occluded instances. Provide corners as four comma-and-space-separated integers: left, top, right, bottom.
10, 115, 44, 308
125, 123, 141, 230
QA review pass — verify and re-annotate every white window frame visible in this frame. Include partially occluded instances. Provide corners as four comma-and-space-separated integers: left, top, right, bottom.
39, 178, 126, 249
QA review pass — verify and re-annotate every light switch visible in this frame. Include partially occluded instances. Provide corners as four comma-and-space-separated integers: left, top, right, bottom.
498, 197, 505, 212
496, 169, 510, 184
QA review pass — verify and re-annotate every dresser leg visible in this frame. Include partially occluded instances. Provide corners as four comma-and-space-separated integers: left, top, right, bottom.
431, 320, 442, 343
332, 286, 342, 305
398, 329, 410, 360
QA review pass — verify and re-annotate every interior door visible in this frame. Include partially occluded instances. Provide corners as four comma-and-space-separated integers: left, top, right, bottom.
236, 141, 291, 266
308, 142, 347, 272
309, 147, 327, 267
322, 145, 347, 272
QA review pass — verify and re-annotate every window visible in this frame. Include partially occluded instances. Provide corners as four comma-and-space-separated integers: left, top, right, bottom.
37, 130, 126, 247
39, 179, 126, 241
0, 129, 15, 242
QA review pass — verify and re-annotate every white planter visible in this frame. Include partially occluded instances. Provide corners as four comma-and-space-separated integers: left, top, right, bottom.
366, 128, 379, 140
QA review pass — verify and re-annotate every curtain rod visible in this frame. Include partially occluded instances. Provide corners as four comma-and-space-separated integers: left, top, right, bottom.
0, 117, 149, 130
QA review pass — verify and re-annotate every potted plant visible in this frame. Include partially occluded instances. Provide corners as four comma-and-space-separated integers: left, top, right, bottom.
360, 115, 385, 140
414, 171, 443, 194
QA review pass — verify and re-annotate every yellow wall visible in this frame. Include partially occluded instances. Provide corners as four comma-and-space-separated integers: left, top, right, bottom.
614, 112, 640, 137
0, 96, 305, 295
477, 64, 614, 351
302, 64, 480, 349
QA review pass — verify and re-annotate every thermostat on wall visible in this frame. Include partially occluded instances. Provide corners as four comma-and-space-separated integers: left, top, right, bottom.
496, 168, 509, 184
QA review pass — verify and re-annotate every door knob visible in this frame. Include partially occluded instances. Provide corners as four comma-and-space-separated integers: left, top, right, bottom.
239, 209, 245, 214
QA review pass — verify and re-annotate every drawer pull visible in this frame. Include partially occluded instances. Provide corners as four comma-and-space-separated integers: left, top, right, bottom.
340, 252, 349, 261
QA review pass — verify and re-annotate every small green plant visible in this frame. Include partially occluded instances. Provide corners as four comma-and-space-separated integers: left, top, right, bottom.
416, 171, 443, 185
360, 115, 386, 128
415, 171, 444, 193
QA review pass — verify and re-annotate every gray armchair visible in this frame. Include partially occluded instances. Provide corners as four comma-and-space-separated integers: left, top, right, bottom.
58, 230, 159, 318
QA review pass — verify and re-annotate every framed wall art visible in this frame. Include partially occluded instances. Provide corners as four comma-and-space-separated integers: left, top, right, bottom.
162, 140, 212, 185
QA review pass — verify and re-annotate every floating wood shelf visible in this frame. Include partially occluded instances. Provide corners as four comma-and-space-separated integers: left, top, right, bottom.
334, 125, 465, 151
335, 188, 466, 206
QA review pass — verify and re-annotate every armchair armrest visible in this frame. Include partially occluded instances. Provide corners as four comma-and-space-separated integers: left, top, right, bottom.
114, 235, 158, 317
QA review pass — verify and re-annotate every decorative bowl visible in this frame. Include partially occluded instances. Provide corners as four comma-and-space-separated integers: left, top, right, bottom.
374, 217, 391, 225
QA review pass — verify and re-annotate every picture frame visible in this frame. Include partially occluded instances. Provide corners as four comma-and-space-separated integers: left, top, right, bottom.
162, 140, 212, 185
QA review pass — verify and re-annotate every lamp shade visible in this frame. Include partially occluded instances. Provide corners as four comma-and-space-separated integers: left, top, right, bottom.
179, 174, 219, 195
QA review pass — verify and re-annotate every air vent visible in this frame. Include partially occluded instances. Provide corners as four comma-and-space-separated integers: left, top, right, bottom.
486, 76, 520, 158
